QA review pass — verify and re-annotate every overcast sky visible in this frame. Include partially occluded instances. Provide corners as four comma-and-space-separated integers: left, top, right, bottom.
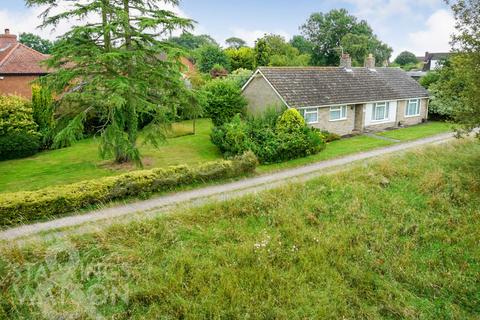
1, 0, 455, 58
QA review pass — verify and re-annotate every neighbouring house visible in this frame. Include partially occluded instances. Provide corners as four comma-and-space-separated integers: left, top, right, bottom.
0, 29, 49, 98
422, 52, 450, 71
242, 53, 430, 136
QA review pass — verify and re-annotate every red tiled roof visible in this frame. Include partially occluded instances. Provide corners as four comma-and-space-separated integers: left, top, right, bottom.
0, 33, 49, 75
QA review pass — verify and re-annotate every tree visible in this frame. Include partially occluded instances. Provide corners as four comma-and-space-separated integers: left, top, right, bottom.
200, 79, 247, 126
31, 84, 54, 148
301, 9, 392, 66
169, 32, 218, 50
254, 34, 311, 67
225, 47, 255, 70
26, 0, 196, 165
290, 35, 313, 55
225, 37, 246, 49
339, 33, 392, 66
254, 37, 271, 68
432, 0, 480, 134
394, 51, 419, 66
19, 32, 54, 54
196, 45, 230, 73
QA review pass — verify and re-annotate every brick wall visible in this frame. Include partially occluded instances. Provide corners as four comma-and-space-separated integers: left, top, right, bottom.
310, 105, 356, 136
396, 98, 429, 126
243, 74, 285, 115
0, 75, 38, 98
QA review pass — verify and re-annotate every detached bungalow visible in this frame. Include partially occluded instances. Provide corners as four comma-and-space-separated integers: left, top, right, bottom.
242, 54, 430, 135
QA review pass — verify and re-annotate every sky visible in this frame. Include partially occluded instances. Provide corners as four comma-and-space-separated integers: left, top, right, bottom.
0, 0, 455, 59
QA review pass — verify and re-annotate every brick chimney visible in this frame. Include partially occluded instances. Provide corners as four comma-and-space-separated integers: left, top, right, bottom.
0, 28, 18, 45
364, 53, 375, 69
340, 53, 352, 69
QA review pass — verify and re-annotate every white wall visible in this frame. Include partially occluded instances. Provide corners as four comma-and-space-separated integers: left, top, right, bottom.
364, 101, 397, 127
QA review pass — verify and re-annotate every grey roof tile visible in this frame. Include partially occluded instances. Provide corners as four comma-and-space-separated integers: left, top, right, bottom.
258, 67, 430, 108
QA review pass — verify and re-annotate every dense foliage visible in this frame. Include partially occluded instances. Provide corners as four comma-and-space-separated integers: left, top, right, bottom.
0, 152, 258, 226
211, 109, 326, 163
301, 9, 392, 66
18, 32, 54, 54
200, 79, 247, 126
226, 68, 253, 88
253, 34, 311, 67
0, 95, 40, 160
31, 84, 55, 149
27, 0, 198, 165
432, 0, 480, 135
169, 32, 218, 50
225, 47, 255, 70
196, 45, 231, 73
394, 51, 419, 66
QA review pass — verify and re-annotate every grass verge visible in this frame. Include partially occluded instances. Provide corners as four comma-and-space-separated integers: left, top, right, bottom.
0, 140, 479, 319
377, 121, 453, 141
257, 134, 393, 173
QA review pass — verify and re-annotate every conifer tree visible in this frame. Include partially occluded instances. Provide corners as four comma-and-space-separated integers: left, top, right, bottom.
27, 0, 196, 165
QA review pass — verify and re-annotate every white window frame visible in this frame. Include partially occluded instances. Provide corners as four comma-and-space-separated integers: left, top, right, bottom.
405, 99, 421, 117
303, 107, 318, 124
329, 106, 347, 122
372, 102, 389, 121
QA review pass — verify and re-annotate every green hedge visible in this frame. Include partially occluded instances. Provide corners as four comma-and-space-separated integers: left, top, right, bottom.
0, 152, 258, 226
0, 95, 40, 160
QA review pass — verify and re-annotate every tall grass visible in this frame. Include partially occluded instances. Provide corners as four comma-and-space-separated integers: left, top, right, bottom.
0, 140, 479, 319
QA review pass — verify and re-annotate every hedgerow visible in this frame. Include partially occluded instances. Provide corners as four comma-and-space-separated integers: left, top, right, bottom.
0, 152, 258, 226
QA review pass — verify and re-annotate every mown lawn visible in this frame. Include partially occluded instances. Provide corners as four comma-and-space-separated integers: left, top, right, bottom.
0, 119, 221, 193
377, 121, 453, 141
257, 134, 393, 174
0, 140, 479, 319
0, 120, 453, 193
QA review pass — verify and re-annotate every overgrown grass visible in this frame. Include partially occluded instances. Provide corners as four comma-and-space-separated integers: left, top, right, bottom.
1, 140, 479, 319
377, 121, 453, 141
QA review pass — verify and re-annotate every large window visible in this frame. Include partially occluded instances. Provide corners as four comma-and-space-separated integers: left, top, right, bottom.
330, 106, 347, 121
372, 102, 389, 121
303, 108, 318, 124
406, 99, 420, 116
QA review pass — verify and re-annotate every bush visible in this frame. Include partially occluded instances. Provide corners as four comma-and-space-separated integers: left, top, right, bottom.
226, 68, 253, 88
211, 108, 326, 164
0, 152, 258, 226
200, 79, 248, 126
276, 108, 305, 133
0, 95, 40, 160
321, 130, 341, 142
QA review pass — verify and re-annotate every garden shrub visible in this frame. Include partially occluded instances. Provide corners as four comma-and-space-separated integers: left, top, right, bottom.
321, 130, 342, 143
0, 95, 40, 160
211, 108, 326, 164
276, 108, 305, 133
0, 152, 258, 226
200, 78, 247, 126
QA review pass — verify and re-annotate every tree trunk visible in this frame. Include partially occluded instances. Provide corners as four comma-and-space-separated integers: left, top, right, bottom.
113, 0, 138, 164
101, 0, 111, 52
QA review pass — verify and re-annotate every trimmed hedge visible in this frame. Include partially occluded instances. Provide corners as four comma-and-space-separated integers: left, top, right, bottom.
0, 152, 258, 226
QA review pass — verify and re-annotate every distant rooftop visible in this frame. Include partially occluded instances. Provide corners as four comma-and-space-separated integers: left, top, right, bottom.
0, 28, 49, 75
